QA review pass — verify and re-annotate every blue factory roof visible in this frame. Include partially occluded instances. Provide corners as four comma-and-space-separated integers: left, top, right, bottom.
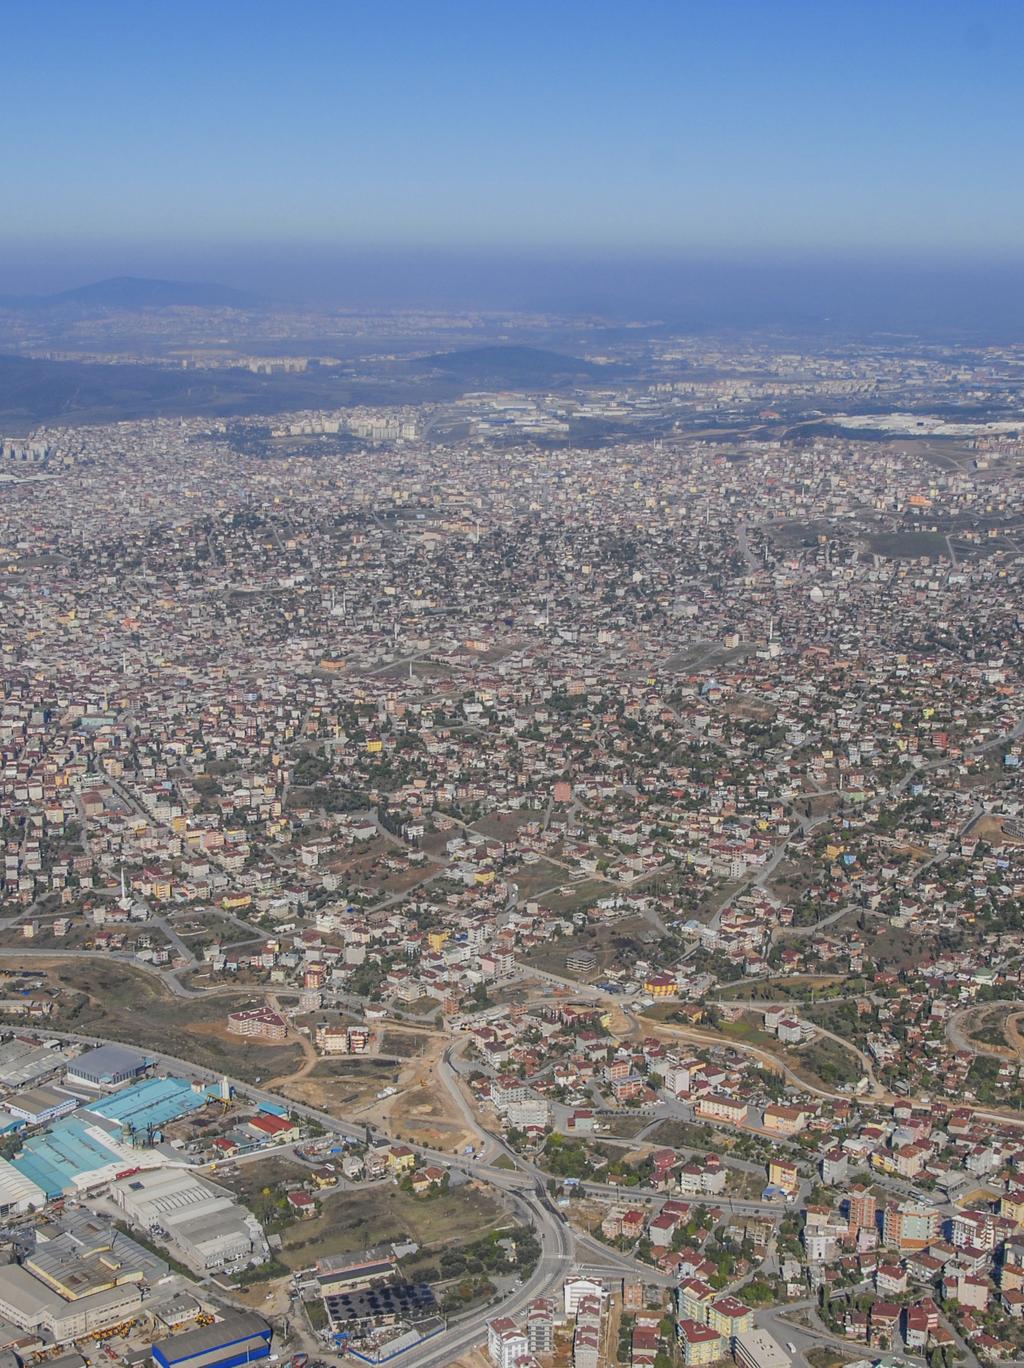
152, 1313, 271, 1368
84, 1075, 219, 1132
9, 1076, 221, 1198
11, 1116, 127, 1197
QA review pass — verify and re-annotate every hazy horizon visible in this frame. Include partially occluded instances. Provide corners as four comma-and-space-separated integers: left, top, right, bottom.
5, 246, 1024, 338
5, 0, 1024, 337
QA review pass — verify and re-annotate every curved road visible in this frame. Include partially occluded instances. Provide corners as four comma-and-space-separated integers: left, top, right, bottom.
24, 1026, 631, 1367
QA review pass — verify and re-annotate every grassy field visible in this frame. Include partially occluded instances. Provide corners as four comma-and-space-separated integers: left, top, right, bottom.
510, 859, 571, 900
792, 1036, 864, 1088
521, 914, 656, 978
168, 911, 262, 948
716, 1017, 776, 1047
541, 879, 616, 913
867, 530, 949, 560
470, 810, 540, 840
0, 956, 303, 1082
715, 975, 846, 1002
276, 1182, 504, 1270
219, 1156, 505, 1271
646, 1118, 731, 1150
601, 1116, 652, 1140
520, 934, 594, 977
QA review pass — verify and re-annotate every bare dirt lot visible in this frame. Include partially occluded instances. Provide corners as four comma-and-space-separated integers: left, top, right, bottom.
280, 1057, 403, 1113
279, 1032, 478, 1154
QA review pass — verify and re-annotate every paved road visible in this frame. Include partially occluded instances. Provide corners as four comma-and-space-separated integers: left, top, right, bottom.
709, 997, 885, 1097
439, 1040, 504, 1163
26, 1026, 633, 1367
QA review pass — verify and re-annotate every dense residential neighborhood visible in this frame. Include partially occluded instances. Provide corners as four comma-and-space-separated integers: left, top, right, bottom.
1, 324, 1023, 1368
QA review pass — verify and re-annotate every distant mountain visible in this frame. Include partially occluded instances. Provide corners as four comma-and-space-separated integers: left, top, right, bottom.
0, 276, 263, 312
412, 344, 617, 387
45, 275, 263, 310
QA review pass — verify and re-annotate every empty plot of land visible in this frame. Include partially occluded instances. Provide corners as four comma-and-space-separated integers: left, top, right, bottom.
471, 810, 541, 840
380, 1031, 430, 1057
0, 956, 304, 1082
867, 530, 949, 560
280, 1058, 401, 1113
276, 1183, 503, 1270
541, 879, 617, 912
511, 859, 569, 899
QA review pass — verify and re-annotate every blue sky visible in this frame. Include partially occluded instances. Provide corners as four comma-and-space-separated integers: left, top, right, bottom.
4, 0, 1024, 268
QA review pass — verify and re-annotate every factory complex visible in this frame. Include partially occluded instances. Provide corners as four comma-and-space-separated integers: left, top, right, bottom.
0, 1032, 284, 1368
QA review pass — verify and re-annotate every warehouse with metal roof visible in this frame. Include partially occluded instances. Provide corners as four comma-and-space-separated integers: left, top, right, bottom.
0, 1039, 75, 1089
10, 1116, 157, 1198
83, 1075, 218, 1132
64, 1044, 150, 1091
152, 1313, 271, 1368
0, 1155, 47, 1214
110, 1168, 269, 1273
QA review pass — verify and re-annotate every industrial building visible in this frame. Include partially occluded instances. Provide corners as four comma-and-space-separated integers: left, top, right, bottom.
8, 1115, 162, 1199
151, 1313, 271, 1368
0, 1156, 46, 1214
316, 1249, 397, 1295
65, 1044, 150, 1091
6, 1085, 80, 1126
323, 1282, 437, 1333
29, 1209, 169, 1296
82, 1075, 219, 1133
0, 1107, 27, 1137
3, 1075, 223, 1200
0, 1260, 143, 1346
110, 1168, 269, 1274
0, 1039, 75, 1090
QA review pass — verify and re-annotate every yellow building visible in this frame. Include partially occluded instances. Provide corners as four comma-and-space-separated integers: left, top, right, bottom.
1002, 1191, 1024, 1227
705, 1297, 753, 1339
696, 1094, 748, 1127
678, 1279, 716, 1324
762, 1104, 808, 1138
427, 930, 449, 953
678, 1320, 726, 1366
387, 1146, 416, 1173
768, 1159, 799, 1195
870, 1150, 898, 1177
644, 972, 676, 997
